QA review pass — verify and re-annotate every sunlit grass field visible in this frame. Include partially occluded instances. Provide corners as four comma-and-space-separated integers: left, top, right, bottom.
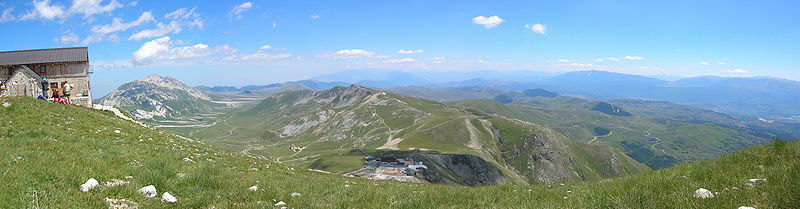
1, 97, 797, 208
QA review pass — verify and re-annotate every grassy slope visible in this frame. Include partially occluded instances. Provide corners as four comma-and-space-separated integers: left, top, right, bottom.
191, 87, 647, 185
0, 97, 798, 208
452, 98, 772, 169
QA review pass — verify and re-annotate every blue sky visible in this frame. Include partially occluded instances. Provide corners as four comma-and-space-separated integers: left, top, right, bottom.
1, 0, 799, 97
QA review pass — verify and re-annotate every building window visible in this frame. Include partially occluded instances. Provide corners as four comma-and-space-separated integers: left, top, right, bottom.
40, 65, 47, 75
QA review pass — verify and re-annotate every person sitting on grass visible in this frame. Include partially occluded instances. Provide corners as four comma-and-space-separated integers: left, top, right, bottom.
0, 80, 6, 96
52, 89, 61, 104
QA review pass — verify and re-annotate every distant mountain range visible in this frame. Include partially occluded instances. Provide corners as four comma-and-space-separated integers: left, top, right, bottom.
196, 80, 350, 92
310, 70, 800, 122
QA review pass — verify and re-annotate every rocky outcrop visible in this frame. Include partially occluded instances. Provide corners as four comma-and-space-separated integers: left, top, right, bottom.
418, 153, 509, 186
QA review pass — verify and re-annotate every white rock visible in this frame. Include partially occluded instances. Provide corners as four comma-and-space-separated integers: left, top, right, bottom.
291, 192, 301, 197
161, 192, 178, 203
738, 207, 755, 209
693, 188, 714, 199
80, 178, 99, 192
104, 179, 130, 187
344, 185, 350, 188
183, 158, 195, 163
2, 102, 10, 107
124, 176, 133, 179
138, 185, 157, 198
748, 178, 767, 183
114, 130, 121, 134
248, 185, 258, 191
106, 197, 138, 209
275, 201, 286, 207
566, 190, 573, 194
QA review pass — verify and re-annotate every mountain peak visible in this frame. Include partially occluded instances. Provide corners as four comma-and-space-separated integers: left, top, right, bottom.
139, 74, 210, 100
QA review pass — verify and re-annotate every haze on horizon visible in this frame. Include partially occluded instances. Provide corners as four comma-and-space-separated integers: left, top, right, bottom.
1, 0, 798, 97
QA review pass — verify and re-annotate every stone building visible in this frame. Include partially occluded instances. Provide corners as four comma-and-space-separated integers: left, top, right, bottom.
0, 47, 92, 106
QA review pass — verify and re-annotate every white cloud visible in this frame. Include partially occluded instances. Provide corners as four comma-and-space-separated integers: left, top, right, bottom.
718, 62, 726, 65
569, 63, 602, 68
90, 11, 154, 34
721, 69, 747, 73
69, 0, 124, 18
165, 7, 197, 20
624, 56, 644, 60
309, 13, 319, 19
524, 23, 546, 34
472, 15, 504, 29
605, 57, 620, 61
594, 58, 604, 62
128, 1, 137, 7
384, 58, 415, 63
700, 62, 709, 65
54, 32, 79, 45
131, 36, 223, 65
260, 45, 272, 50
315, 49, 386, 59
20, 0, 67, 20
272, 20, 276, 28
229, 2, 252, 20
1, 8, 16, 23
432, 57, 446, 64
397, 49, 423, 54
20, 0, 125, 21
556, 59, 570, 63
128, 16, 203, 41
223, 52, 291, 62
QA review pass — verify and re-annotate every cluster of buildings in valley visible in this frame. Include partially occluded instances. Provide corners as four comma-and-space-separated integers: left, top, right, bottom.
0, 47, 92, 106
347, 156, 429, 183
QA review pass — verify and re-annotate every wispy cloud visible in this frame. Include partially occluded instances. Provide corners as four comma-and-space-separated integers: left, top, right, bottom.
19, 0, 125, 21
472, 15, 504, 29
384, 58, 415, 63
524, 23, 546, 34
556, 59, 570, 63
260, 45, 272, 50
129, 8, 203, 40
229, 2, 252, 20
624, 56, 644, 60
397, 49, 423, 54
90, 11, 154, 34
432, 57, 446, 64
0, 8, 16, 23
569, 63, 602, 68
700, 62, 709, 65
309, 13, 319, 19
720, 69, 747, 73
315, 49, 387, 59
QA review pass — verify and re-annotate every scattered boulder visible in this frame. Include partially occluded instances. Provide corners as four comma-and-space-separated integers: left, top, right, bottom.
106, 197, 138, 209
80, 178, 99, 192
344, 185, 350, 188
183, 158, 195, 163
104, 179, 130, 187
138, 185, 157, 198
738, 207, 755, 209
248, 185, 258, 191
275, 201, 286, 207
161, 192, 178, 203
291, 192, 301, 197
748, 178, 766, 183
693, 188, 714, 199
114, 130, 121, 134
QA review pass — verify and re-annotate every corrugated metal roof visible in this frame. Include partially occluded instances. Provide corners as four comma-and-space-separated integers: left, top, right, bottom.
0, 47, 88, 66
